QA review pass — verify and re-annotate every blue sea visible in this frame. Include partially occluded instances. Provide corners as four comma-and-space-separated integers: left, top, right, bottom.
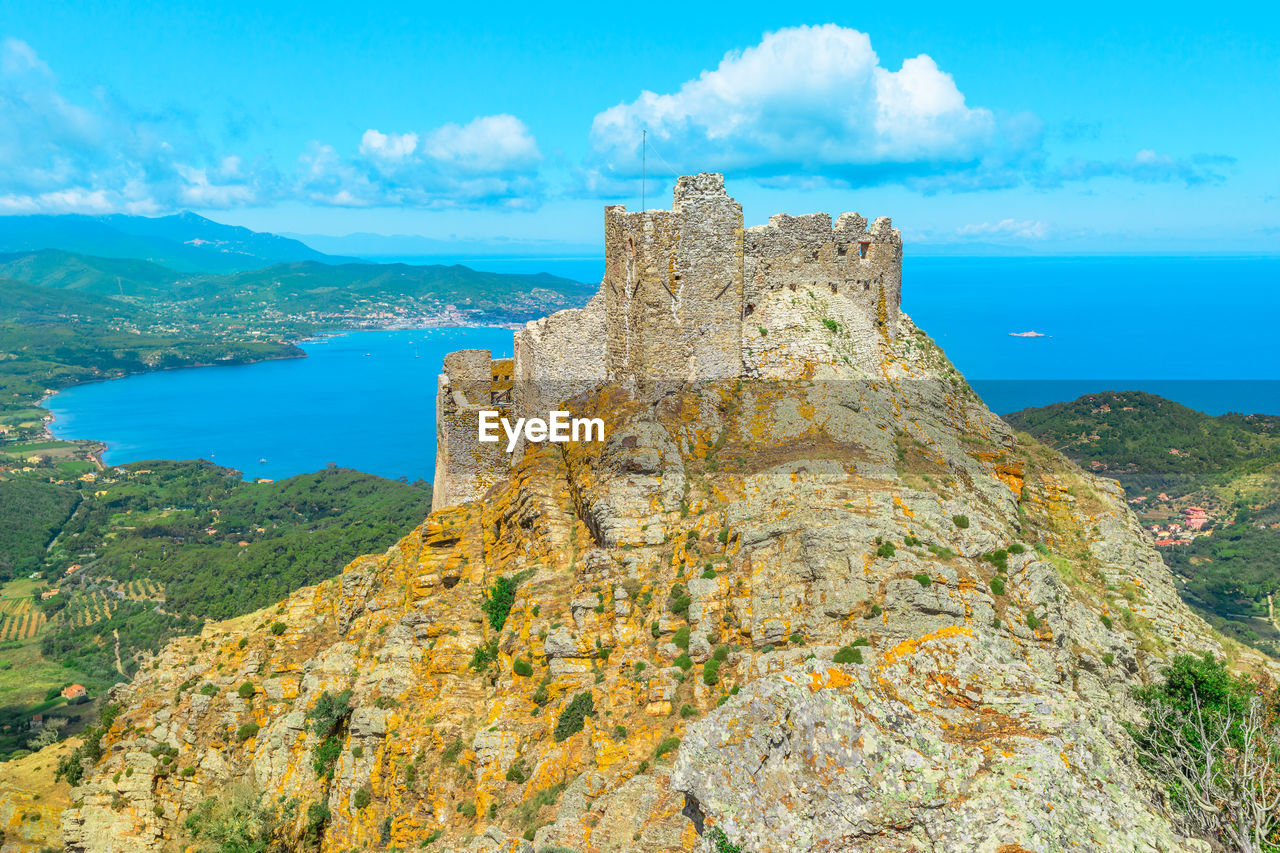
46, 256, 1280, 482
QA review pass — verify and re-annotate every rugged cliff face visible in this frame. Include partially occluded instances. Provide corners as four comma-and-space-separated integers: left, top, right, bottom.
50, 297, 1255, 853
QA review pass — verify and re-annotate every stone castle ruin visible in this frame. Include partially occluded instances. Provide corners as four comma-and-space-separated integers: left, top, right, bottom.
432, 173, 903, 510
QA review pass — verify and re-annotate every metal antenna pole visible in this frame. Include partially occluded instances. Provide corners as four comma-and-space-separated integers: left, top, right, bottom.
641, 129, 646, 211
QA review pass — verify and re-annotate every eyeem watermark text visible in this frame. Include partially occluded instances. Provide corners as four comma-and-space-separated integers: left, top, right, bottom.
478, 411, 605, 452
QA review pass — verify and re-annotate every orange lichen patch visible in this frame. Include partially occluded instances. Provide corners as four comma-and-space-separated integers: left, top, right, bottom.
942, 707, 1046, 747
1059, 751, 1071, 768
880, 625, 973, 666
994, 462, 1025, 496
808, 668, 855, 692
892, 494, 915, 518
997, 845, 1035, 853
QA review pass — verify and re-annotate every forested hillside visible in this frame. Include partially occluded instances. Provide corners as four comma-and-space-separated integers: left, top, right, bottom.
1009, 390, 1280, 655
0, 462, 432, 759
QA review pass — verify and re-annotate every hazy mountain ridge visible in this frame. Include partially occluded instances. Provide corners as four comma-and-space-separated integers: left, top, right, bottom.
0, 211, 356, 274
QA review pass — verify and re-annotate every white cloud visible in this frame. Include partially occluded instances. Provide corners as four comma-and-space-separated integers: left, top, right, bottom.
956, 219, 1048, 240
586, 24, 1018, 190
359, 129, 418, 162
295, 117, 543, 210
423, 114, 540, 173
0, 40, 546, 214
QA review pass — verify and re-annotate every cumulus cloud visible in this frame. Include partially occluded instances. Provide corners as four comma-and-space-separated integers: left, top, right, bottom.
299, 115, 543, 208
584, 25, 1230, 196
0, 39, 545, 213
585, 25, 1031, 192
956, 219, 1048, 240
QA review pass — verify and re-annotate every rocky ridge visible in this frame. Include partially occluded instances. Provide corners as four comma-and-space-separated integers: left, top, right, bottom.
47, 289, 1265, 853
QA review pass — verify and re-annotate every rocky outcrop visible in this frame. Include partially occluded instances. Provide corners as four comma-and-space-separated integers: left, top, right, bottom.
47, 251, 1267, 853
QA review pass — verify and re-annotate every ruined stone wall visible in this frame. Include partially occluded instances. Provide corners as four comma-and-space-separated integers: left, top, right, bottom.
603, 173, 744, 382
431, 350, 515, 512
513, 292, 606, 418
434, 172, 903, 506
743, 211, 902, 339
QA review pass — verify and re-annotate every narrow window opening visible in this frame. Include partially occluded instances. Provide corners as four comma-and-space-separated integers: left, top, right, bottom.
859, 242, 870, 259
837, 245, 848, 258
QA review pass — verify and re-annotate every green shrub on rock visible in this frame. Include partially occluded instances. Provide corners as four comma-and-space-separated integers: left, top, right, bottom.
553, 692, 595, 742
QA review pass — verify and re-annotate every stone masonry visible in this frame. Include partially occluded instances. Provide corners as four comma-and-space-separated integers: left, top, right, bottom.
430, 173, 903, 511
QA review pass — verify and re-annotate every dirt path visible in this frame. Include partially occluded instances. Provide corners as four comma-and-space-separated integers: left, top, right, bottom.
112, 628, 126, 678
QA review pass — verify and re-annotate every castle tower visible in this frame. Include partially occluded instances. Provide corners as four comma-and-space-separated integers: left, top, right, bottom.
603, 173, 745, 382
431, 349, 514, 512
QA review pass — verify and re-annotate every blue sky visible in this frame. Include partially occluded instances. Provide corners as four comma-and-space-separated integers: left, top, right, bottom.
0, 1, 1277, 252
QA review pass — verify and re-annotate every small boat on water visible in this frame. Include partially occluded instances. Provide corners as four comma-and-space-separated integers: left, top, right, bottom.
259, 458, 267, 464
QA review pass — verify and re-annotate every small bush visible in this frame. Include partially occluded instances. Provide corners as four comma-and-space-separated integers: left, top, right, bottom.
237, 681, 255, 700
469, 638, 500, 671
674, 653, 693, 671
460, 801, 476, 818
951, 515, 970, 529
505, 759, 528, 783
269, 622, 286, 635
833, 645, 863, 665
442, 738, 465, 764
181, 766, 196, 777
989, 577, 1006, 596
237, 637, 248, 649
235, 723, 259, 741
1100, 613, 1114, 630
903, 535, 922, 547
982, 549, 1009, 572
709, 826, 744, 853
789, 631, 804, 645
913, 573, 932, 587
481, 575, 518, 631
654, 736, 680, 758
851, 637, 869, 647
713, 645, 730, 661
680, 704, 697, 719
864, 603, 882, 619
513, 659, 534, 677
1101, 652, 1115, 666
875, 542, 896, 559
701, 567, 717, 579
614, 724, 628, 739
702, 658, 721, 686
1008, 543, 1026, 555
673, 627, 691, 649
353, 786, 371, 809
553, 692, 595, 742
1025, 611, 1041, 631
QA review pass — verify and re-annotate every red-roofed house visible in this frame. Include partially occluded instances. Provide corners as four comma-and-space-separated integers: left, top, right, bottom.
61, 684, 87, 700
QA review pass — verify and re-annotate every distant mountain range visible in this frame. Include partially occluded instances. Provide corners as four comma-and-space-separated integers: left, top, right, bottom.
0, 211, 357, 273
0, 249, 596, 324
